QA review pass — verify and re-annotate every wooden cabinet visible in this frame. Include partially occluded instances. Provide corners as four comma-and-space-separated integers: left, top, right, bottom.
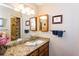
28, 42, 49, 56
29, 49, 38, 56
11, 17, 20, 40
39, 42, 49, 56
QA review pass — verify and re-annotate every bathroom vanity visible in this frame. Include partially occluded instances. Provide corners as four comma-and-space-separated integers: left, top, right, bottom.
28, 42, 49, 56
4, 37, 49, 56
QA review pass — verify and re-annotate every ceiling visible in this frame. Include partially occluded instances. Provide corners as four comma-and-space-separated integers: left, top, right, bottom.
1, 3, 40, 15
4, 3, 46, 8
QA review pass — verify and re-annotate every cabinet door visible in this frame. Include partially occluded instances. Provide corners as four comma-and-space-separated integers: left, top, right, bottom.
39, 42, 49, 56
29, 50, 38, 56
44, 48, 49, 56
39, 51, 45, 56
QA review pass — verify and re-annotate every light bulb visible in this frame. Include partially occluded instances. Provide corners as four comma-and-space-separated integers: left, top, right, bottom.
30, 10, 35, 15
25, 7, 31, 13
19, 4, 24, 10
21, 9, 26, 14
14, 8, 20, 11
14, 4, 35, 15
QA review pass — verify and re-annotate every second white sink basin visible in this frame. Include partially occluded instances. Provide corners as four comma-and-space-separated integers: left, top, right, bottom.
24, 40, 44, 46
35, 40, 44, 44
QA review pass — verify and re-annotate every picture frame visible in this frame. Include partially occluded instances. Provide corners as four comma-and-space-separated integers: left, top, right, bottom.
52, 15, 62, 24
25, 20, 30, 26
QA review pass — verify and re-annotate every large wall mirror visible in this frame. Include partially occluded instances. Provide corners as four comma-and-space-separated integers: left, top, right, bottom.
30, 17, 37, 31
39, 15, 48, 32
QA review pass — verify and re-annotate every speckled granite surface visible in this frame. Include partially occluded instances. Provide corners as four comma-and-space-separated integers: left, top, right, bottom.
4, 37, 49, 56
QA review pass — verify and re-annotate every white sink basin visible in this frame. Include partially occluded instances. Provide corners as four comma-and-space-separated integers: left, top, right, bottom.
24, 40, 44, 46
35, 40, 44, 44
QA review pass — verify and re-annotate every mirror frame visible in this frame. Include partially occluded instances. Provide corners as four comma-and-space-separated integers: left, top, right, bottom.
30, 17, 37, 31
39, 14, 49, 32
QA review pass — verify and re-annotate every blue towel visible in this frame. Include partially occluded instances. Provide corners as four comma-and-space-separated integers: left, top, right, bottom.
57, 31, 63, 37
52, 30, 64, 37
52, 30, 58, 35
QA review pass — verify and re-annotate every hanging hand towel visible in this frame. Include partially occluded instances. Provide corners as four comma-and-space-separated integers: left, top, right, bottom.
52, 30, 58, 35
57, 31, 63, 37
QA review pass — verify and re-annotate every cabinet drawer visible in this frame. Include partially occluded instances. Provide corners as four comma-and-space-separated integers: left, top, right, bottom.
29, 50, 38, 56
39, 43, 49, 53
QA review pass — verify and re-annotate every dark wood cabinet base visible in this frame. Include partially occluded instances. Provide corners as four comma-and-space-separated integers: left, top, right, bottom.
28, 42, 49, 56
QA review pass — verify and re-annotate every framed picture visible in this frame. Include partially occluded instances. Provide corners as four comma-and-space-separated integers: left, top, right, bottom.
52, 15, 62, 24
25, 20, 30, 26
0, 18, 3, 27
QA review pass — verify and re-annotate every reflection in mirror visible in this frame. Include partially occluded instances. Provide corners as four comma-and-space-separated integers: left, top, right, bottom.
39, 15, 48, 32
11, 17, 21, 41
30, 17, 37, 31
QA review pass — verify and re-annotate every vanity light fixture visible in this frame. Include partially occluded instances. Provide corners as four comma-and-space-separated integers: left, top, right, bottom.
14, 4, 35, 15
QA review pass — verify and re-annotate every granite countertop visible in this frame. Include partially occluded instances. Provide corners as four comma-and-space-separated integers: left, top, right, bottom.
4, 37, 50, 56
